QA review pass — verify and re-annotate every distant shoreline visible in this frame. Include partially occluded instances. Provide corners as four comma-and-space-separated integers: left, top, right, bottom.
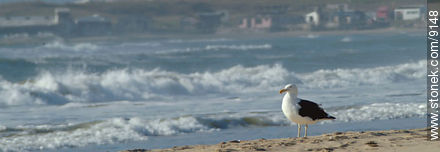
121, 128, 437, 152
0, 27, 424, 47
68, 27, 425, 43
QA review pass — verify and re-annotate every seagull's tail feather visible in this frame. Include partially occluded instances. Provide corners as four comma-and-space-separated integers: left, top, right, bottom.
317, 115, 336, 121
327, 116, 336, 120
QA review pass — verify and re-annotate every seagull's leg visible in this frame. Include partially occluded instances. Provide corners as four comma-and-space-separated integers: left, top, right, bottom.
297, 124, 301, 137
304, 124, 308, 137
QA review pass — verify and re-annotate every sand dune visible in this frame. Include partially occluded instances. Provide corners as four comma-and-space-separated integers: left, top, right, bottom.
121, 128, 439, 152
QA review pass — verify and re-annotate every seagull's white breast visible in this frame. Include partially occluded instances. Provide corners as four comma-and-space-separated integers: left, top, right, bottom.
282, 93, 316, 124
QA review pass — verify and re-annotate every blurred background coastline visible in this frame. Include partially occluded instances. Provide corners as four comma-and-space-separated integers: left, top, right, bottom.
0, 0, 426, 45
0, 0, 428, 151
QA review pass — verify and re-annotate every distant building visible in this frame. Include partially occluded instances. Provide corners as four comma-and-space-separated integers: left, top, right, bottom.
326, 3, 350, 12
376, 6, 391, 22
270, 15, 304, 31
0, 8, 78, 36
54, 8, 74, 25
258, 5, 289, 15
305, 11, 320, 26
394, 6, 423, 21
54, 8, 75, 36
75, 14, 112, 36
239, 16, 272, 29
196, 11, 226, 33
303, 4, 373, 31
366, 11, 377, 21
0, 8, 112, 37
114, 16, 151, 33
0, 12, 58, 36
0, 16, 54, 27
0, 8, 150, 37
180, 16, 198, 32
331, 11, 368, 29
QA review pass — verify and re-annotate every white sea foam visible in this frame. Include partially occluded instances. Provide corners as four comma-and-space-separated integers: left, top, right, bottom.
0, 101, 426, 151
0, 60, 425, 107
205, 44, 272, 51
167, 38, 231, 43
341, 37, 352, 42
0, 117, 213, 151
332, 102, 426, 122
157, 44, 273, 54
1, 42, 270, 60
0, 41, 101, 59
297, 60, 426, 88
117, 41, 161, 48
302, 34, 320, 39
0, 125, 6, 131
42, 41, 99, 52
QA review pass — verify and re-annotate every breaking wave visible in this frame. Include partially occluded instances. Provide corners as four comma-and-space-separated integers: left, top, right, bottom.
332, 102, 426, 122
0, 60, 425, 107
41, 41, 100, 52
0, 102, 425, 151
298, 60, 426, 88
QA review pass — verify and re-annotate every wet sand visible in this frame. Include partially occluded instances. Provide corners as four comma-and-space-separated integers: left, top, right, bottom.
121, 128, 439, 152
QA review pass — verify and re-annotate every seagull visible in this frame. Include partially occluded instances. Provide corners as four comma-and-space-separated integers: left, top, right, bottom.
279, 84, 335, 137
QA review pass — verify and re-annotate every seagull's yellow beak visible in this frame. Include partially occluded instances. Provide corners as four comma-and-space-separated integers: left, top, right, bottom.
279, 89, 287, 94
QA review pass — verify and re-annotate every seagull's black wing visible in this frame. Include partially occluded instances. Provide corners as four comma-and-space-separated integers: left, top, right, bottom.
298, 99, 335, 120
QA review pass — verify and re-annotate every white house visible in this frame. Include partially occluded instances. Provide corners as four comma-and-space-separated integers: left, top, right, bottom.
394, 6, 422, 21
305, 11, 319, 26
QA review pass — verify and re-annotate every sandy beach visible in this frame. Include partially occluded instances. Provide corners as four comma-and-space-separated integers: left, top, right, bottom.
121, 128, 438, 152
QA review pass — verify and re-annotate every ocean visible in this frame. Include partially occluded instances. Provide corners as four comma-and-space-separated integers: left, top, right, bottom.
0, 30, 426, 151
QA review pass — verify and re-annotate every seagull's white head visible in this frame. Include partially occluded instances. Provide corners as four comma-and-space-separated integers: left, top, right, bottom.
279, 84, 298, 96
